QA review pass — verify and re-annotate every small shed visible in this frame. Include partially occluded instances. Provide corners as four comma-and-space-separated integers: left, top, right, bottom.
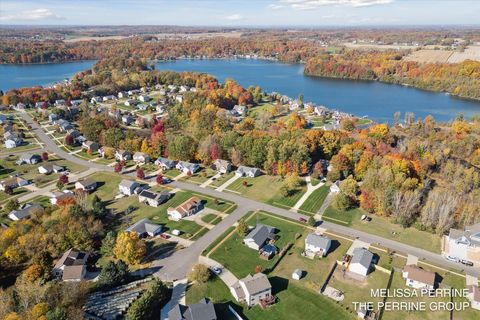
292, 269, 303, 280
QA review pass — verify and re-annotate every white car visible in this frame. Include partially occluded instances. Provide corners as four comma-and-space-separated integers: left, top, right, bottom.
445, 255, 458, 262
211, 266, 222, 275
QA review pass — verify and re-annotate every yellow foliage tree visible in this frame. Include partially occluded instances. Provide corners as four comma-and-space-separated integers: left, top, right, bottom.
113, 232, 146, 265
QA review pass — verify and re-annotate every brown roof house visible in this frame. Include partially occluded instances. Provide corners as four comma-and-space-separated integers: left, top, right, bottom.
230, 273, 272, 307
75, 178, 97, 192
167, 196, 203, 221
82, 141, 99, 153
53, 248, 89, 281
402, 265, 436, 290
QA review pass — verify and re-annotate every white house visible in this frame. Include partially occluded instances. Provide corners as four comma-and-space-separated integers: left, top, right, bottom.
212, 159, 232, 173
176, 161, 200, 175
90, 96, 102, 104
103, 95, 116, 102
442, 222, 480, 266
236, 166, 261, 178
124, 99, 137, 107
38, 164, 65, 174
8, 203, 43, 221
115, 149, 132, 161
167, 197, 203, 221
75, 179, 97, 192
402, 265, 436, 290
244, 224, 275, 251
52, 248, 89, 282
292, 269, 303, 280
133, 152, 151, 164
118, 179, 140, 196
155, 157, 177, 170
126, 218, 162, 238
5, 136, 22, 148
349, 247, 373, 277
138, 95, 151, 102
305, 233, 331, 257
138, 190, 171, 207
230, 273, 272, 307
330, 180, 341, 193
467, 285, 480, 310
50, 190, 74, 205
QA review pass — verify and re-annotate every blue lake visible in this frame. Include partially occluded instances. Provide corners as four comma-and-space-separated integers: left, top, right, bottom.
1, 58, 480, 123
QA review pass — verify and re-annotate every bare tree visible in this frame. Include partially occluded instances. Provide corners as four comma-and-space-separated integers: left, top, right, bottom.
421, 188, 458, 235
392, 190, 421, 227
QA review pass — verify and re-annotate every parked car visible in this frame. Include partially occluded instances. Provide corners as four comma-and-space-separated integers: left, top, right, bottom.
445, 255, 458, 262
211, 266, 222, 275
298, 217, 307, 223
160, 233, 170, 239
460, 259, 474, 266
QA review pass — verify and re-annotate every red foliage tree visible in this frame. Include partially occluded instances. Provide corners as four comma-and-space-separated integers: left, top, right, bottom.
156, 175, 164, 185
64, 134, 74, 146
59, 174, 69, 185
41, 152, 49, 161
114, 162, 123, 173
136, 168, 145, 179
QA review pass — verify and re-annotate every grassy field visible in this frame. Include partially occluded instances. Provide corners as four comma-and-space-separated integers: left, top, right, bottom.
210, 211, 306, 278
180, 168, 216, 185
201, 213, 218, 224
298, 185, 329, 214
323, 206, 441, 253
208, 172, 235, 188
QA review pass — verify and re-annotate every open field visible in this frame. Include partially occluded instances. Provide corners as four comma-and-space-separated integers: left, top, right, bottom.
404, 46, 480, 63
322, 206, 441, 253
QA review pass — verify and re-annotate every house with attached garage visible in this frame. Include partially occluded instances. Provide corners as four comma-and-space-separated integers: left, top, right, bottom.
155, 157, 177, 170
402, 265, 436, 290
244, 224, 276, 251
138, 95, 151, 102
16, 153, 42, 165
55, 99, 66, 107
176, 161, 200, 175
126, 218, 162, 238
50, 190, 75, 205
55, 119, 74, 132
124, 99, 137, 107
82, 141, 99, 153
233, 105, 247, 116
235, 166, 261, 178
38, 164, 65, 174
0, 176, 29, 191
35, 101, 48, 109
121, 114, 134, 125
102, 95, 116, 102
305, 233, 331, 257
349, 247, 374, 277
90, 96, 102, 104
133, 152, 151, 164
168, 298, 217, 320
49, 113, 59, 123
442, 222, 480, 266
230, 273, 272, 307
75, 179, 97, 192
53, 248, 89, 282
4, 133, 22, 149
167, 196, 203, 221
115, 149, 132, 161
118, 91, 128, 98
8, 203, 44, 221
138, 189, 171, 207
212, 159, 232, 173
118, 179, 140, 196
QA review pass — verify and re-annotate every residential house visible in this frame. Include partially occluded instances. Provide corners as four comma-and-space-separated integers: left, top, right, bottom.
0, 177, 29, 191
167, 197, 203, 221
168, 298, 217, 320
138, 95, 151, 102
236, 166, 261, 178
35, 101, 47, 109
349, 247, 374, 277
176, 161, 200, 175
402, 265, 436, 290
16, 153, 42, 165
155, 157, 177, 170
118, 91, 128, 98
102, 95, 116, 102
133, 152, 151, 164
90, 96, 102, 104
75, 179, 97, 192
126, 218, 162, 238
8, 203, 43, 221
175, 95, 183, 103
467, 285, 480, 310
442, 222, 480, 266
55, 99, 66, 107
38, 164, 65, 174
305, 233, 331, 257
138, 190, 171, 207
330, 180, 341, 193
212, 159, 232, 173
115, 149, 132, 161
56, 119, 74, 132
128, 89, 141, 96
230, 273, 272, 307
71, 99, 83, 107
124, 99, 137, 107
52, 248, 89, 282
82, 141, 99, 153
122, 114, 134, 125
179, 85, 189, 93
118, 179, 140, 196
244, 224, 276, 251
4, 133, 22, 148
50, 190, 75, 205
66, 128, 81, 138
14, 103, 26, 110
49, 113, 59, 123
136, 104, 148, 111
233, 105, 247, 116
156, 105, 165, 113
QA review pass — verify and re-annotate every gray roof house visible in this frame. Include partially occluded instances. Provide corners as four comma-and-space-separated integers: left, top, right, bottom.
82, 141, 99, 153
133, 152, 151, 164
236, 166, 261, 178
53, 248, 89, 282
16, 153, 42, 165
126, 218, 162, 238
118, 179, 140, 196
244, 224, 276, 251
230, 273, 272, 307
212, 159, 232, 173
155, 157, 177, 170
8, 203, 43, 221
349, 247, 374, 277
176, 161, 200, 175
168, 298, 217, 320
305, 233, 332, 257
115, 149, 132, 161
38, 164, 65, 174
138, 189, 171, 207
75, 179, 97, 192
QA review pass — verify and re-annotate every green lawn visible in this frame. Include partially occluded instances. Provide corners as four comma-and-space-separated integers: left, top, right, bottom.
298, 185, 329, 214
210, 212, 306, 278
208, 172, 235, 188
162, 169, 182, 179
201, 213, 218, 224
180, 168, 216, 185
323, 206, 441, 253
266, 183, 307, 209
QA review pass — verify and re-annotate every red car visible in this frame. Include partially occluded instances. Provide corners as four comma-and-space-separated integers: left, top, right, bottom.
160, 233, 170, 239
298, 217, 307, 223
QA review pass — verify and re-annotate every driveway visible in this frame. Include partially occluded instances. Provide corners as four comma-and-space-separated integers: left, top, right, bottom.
199, 172, 222, 188
160, 278, 188, 320
291, 176, 324, 211
199, 256, 239, 287
215, 174, 240, 192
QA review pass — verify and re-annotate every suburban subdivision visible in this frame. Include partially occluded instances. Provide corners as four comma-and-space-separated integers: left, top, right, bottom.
1, 2, 480, 320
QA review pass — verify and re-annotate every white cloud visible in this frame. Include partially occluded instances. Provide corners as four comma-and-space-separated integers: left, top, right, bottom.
276, 0, 394, 10
0, 8, 65, 21
225, 14, 244, 21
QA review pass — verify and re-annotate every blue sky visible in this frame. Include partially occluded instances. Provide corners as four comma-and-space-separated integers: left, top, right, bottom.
0, 0, 479, 26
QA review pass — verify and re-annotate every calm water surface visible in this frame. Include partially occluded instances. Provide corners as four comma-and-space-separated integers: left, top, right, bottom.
2, 59, 480, 123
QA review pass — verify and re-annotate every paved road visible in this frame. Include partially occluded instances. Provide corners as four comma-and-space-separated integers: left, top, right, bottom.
19, 110, 480, 279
